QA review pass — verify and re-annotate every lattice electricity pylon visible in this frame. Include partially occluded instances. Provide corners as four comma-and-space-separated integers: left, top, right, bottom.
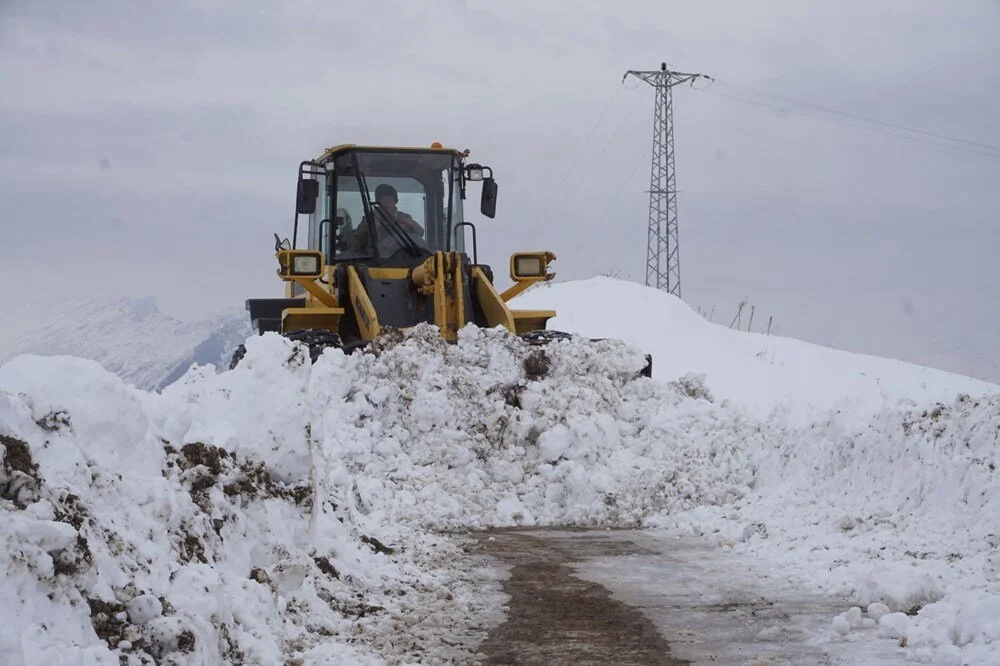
625, 63, 710, 297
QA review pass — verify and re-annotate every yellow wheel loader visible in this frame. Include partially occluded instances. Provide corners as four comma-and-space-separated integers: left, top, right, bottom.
232, 143, 652, 377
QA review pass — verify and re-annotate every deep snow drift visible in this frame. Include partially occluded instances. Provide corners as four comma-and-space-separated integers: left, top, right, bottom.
1, 277, 998, 664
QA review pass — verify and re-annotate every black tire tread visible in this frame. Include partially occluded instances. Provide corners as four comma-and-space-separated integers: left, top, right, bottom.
283, 329, 343, 363
229, 329, 342, 369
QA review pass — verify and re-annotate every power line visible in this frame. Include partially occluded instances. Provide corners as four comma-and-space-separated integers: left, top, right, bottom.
551, 91, 648, 212
594, 146, 651, 227
709, 90, 1000, 159
713, 79, 1000, 154
526, 87, 650, 244
534, 81, 623, 227
524, 69, 998, 265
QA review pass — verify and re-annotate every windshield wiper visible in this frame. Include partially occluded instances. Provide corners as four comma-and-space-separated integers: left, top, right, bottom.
350, 155, 421, 258
372, 204, 424, 254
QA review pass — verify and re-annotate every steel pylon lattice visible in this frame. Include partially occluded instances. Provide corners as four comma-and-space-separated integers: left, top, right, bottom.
625, 64, 709, 297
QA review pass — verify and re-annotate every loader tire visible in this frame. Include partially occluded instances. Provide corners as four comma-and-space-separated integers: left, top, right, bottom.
519, 330, 573, 346
282, 329, 343, 364
519, 330, 653, 379
228, 329, 342, 370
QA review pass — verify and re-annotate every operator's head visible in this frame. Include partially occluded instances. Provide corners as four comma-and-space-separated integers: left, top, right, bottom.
375, 184, 398, 211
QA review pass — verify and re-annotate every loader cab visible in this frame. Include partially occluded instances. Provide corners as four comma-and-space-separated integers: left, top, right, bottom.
294, 145, 495, 269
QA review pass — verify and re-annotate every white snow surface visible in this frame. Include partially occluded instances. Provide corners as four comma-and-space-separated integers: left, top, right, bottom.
513, 277, 996, 416
0, 277, 998, 664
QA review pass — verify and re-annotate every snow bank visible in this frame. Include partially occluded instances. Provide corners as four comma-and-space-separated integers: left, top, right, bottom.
655, 391, 1000, 664
512, 277, 996, 414
0, 340, 509, 665
0, 323, 768, 662
1, 277, 998, 663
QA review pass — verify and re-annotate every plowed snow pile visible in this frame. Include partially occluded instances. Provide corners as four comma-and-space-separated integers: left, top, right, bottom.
1, 278, 998, 664
513, 277, 995, 414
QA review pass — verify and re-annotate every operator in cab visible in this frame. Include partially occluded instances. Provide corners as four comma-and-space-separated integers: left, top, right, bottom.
374, 184, 423, 236
348, 184, 425, 254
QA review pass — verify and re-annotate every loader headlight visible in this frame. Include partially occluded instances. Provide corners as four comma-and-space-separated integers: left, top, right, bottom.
514, 256, 543, 277
277, 249, 323, 279
292, 254, 320, 275
510, 251, 556, 281
464, 163, 492, 182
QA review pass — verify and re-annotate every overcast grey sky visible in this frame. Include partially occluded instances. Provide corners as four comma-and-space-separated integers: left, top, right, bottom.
2, 1, 998, 379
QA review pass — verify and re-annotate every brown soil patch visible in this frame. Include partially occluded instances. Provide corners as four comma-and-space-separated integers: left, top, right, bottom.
87, 597, 129, 648
35, 410, 72, 432
1, 434, 40, 507
178, 442, 227, 476
477, 529, 686, 665
1, 434, 37, 478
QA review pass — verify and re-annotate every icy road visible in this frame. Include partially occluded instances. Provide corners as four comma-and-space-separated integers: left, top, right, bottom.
478, 528, 913, 665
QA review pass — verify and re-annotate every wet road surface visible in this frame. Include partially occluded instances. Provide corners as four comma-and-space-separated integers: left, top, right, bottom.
474, 529, 913, 665
477, 528, 685, 665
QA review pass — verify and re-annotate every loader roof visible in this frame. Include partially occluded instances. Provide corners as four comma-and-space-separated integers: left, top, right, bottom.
315, 143, 465, 163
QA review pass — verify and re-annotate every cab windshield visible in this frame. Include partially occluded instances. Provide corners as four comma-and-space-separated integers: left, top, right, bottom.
312, 150, 465, 263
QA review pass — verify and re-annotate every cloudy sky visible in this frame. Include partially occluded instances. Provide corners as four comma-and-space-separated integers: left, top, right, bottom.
2, 1, 998, 379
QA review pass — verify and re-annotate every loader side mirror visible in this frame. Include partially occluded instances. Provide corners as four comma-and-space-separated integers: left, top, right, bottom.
480, 177, 498, 219
296, 178, 319, 215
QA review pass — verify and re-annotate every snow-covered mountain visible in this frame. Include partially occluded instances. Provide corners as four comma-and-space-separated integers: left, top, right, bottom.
0, 297, 251, 391
1, 278, 999, 664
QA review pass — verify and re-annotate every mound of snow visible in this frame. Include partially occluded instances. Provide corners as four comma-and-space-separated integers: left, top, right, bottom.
652, 390, 1000, 664
0, 333, 530, 664
1, 325, 735, 662
513, 277, 996, 414
1, 277, 998, 663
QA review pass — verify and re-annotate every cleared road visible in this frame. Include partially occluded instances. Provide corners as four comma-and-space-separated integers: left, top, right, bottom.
475, 529, 913, 665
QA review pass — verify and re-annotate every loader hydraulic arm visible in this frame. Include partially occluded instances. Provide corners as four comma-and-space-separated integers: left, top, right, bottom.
274, 249, 345, 333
